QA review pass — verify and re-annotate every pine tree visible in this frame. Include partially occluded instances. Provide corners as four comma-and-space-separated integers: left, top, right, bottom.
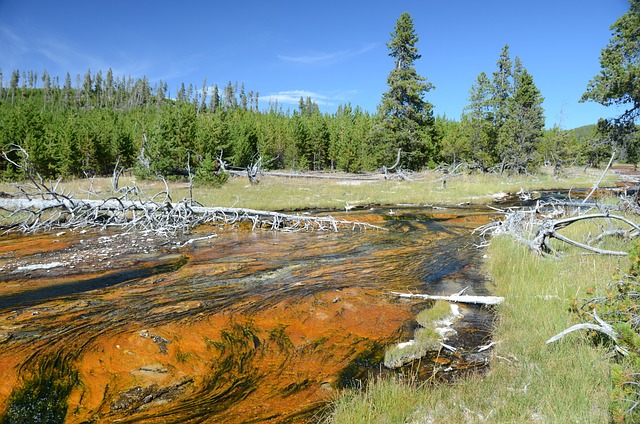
9, 70, 19, 105
372, 12, 436, 170
199, 77, 207, 115
62, 72, 72, 108
498, 58, 545, 173
462, 46, 545, 173
463, 71, 496, 170
41, 69, 51, 109
82, 69, 92, 108
156, 79, 165, 104
105, 68, 114, 107
492, 45, 513, 130
582, 0, 640, 124
210, 85, 220, 112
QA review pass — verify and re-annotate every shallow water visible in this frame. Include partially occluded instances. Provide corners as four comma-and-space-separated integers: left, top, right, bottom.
0, 205, 496, 423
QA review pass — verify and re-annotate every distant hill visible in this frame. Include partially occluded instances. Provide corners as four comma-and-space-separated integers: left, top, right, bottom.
570, 124, 598, 141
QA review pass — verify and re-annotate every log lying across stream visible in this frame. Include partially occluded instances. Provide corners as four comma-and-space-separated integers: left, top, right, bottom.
0, 196, 384, 236
0, 144, 384, 236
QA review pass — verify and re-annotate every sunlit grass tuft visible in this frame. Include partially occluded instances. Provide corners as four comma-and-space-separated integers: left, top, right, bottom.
416, 300, 452, 328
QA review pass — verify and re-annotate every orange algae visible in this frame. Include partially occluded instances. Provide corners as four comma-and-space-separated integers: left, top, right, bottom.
61, 287, 413, 423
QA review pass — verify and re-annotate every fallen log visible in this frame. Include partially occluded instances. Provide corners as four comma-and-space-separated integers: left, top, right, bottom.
0, 197, 384, 235
478, 208, 640, 257
390, 291, 504, 306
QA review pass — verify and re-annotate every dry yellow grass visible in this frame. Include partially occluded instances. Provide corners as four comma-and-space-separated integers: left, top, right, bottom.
0, 166, 616, 211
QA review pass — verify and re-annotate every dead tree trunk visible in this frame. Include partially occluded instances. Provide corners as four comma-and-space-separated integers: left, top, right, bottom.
0, 145, 383, 236
382, 148, 409, 180
0, 197, 384, 235
247, 156, 262, 185
477, 206, 640, 257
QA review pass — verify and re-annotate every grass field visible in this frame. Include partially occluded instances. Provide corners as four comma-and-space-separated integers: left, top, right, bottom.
0, 166, 617, 211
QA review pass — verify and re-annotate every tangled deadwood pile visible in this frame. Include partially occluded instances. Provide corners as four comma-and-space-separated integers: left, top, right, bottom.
476, 199, 640, 257
0, 145, 383, 236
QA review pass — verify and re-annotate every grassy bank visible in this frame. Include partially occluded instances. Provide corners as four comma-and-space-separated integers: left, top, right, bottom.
324, 234, 630, 423
0, 167, 629, 421
0, 166, 616, 211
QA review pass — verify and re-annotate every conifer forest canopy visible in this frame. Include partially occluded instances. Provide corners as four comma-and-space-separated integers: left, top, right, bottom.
0, 8, 639, 181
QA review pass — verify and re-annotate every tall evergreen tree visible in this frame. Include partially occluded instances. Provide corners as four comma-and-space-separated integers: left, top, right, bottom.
9, 70, 19, 105
581, 0, 640, 160
210, 85, 220, 112
491, 45, 513, 130
372, 12, 436, 170
82, 69, 92, 108
582, 0, 640, 124
62, 72, 72, 108
498, 59, 545, 173
105, 68, 114, 107
463, 71, 496, 170
41, 69, 51, 109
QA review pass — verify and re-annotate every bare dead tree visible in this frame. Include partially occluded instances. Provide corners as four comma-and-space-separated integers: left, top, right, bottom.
247, 155, 262, 185
381, 148, 410, 180
583, 149, 616, 205
216, 150, 227, 173
186, 151, 194, 204
0, 145, 384, 237
477, 201, 640, 257
112, 156, 124, 192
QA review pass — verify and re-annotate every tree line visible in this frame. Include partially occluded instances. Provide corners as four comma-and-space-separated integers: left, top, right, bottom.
0, 12, 635, 182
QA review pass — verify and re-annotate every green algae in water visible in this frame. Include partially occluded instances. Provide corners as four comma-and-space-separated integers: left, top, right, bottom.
335, 341, 386, 389
1, 353, 79, 424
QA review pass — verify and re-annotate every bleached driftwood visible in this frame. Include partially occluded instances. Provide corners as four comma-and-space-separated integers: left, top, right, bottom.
0, 197, 383, 235
546, 310, 628, 356
0, 144, 383, 236
582, 149, 615, 205
390, 291, 504, 306
478, 206, 640, 257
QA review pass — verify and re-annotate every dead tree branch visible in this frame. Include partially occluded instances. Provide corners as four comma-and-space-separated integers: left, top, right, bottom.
0, 145, 384, 236
389, 291, 504, 306
546, 310, 628, 356
382, 148, 410, 181
477, 204, 640, 257
583, 149, 616, 205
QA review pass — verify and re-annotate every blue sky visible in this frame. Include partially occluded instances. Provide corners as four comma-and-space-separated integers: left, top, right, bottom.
0, 0, 631, 129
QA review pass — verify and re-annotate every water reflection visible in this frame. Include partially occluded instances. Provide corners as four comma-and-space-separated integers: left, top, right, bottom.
0, 206, 495, 423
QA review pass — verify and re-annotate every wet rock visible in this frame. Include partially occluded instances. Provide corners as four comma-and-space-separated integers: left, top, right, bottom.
110, 378, 193, 412
138, 364, 168, 373
140, 329, 171, 354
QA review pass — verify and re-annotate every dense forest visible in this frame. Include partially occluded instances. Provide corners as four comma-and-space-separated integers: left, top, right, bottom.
0, 17, 636, 182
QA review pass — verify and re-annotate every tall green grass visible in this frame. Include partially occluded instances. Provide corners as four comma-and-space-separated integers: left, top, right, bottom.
324, 235, 628, 423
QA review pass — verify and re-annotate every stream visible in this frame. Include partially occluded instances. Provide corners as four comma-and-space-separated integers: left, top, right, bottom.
0, 205, 497, 423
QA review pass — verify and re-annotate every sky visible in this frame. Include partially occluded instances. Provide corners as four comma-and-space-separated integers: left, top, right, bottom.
0, 0, 632, 129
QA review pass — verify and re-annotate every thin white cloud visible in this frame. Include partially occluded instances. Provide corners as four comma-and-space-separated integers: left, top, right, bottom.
278, 42, 377, 65
263, 89, 359, 110
264, 89, 327, 104
0, 25, 158, 82
0, 26, 28, 67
